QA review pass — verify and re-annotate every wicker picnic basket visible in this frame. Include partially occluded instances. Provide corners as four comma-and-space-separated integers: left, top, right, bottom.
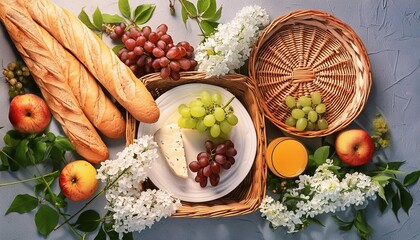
126, 71, 267, 218
249, 10, 372, 138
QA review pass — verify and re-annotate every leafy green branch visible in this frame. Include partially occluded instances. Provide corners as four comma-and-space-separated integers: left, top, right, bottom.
78, 0, 156, 38
175, 0, 222, 37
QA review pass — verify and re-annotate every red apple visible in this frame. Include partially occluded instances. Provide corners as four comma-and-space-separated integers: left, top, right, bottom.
59, 160, 98, 201
8, 93, 51, 134
335, 129, 375, 166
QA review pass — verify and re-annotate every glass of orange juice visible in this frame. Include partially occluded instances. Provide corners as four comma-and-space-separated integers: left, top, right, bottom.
266, 137, 308, 178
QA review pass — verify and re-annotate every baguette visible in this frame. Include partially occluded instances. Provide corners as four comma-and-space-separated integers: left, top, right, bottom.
52, 33, 126, 139
22, 0, 160, 123
0, 1, 109, 163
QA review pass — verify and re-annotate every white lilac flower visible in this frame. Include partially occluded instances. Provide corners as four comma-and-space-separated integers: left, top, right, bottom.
259, 160, 379, 233
96, 136, 181, 239
195, 5, 269, 76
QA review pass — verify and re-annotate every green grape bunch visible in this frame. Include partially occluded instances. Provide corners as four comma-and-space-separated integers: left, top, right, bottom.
177, 90, 238, 138
2, 60, 33, 98
284, 91, 328, 131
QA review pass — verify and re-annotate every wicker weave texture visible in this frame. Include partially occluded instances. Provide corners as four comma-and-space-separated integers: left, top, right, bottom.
126, 71, 266, 218
249, 10, 372, 137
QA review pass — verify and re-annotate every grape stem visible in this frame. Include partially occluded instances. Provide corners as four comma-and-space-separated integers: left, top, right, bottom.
222, 96, 235, 110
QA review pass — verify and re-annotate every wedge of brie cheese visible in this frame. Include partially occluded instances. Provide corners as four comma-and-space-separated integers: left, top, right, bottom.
154, 124, 188, 179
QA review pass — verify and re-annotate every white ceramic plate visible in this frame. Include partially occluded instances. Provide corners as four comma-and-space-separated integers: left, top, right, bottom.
137, 83, 257, 202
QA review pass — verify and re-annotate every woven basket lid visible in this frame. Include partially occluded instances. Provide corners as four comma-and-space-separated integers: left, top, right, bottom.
249, 10, 372, 138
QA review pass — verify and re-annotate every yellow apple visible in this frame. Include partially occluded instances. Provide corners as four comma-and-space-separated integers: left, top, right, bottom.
335, 129, 375, 166
8, 93, 51, 134
59, 160, 98, 201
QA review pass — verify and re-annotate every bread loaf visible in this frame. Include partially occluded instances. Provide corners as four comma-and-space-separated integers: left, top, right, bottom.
51, 33, 126, 139
22, 0, 160, 124
0, 1, 109, 163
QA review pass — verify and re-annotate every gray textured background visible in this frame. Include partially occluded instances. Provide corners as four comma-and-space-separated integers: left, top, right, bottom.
1, 0, 419, 239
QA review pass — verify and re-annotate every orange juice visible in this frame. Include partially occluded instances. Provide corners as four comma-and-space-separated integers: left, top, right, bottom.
266, 137, 308, 178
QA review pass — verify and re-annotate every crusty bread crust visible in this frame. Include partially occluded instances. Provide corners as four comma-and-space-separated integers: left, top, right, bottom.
22, 0, 160, 123
0, 1, 109, 163
52, 33, 126, 139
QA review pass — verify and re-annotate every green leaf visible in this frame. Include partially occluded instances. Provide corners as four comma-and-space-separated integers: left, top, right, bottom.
35, 205, 59, 236
122, 232, 134, 240
78, 8, 97, 30
397, 184, 413, 214
201, 0, 217, 19
134, 4, 156, 25
92, 7, 103, 30
376, 184, 387, 204
404, 170, 420, 186
94, 225, 107, 240
112, 44, 125, 55
3, 130, 22, 147
102, 13, 126, 24
199, 20, 216, 36
118, 0, 131, 19
306, 217, 325, 227
206, 5, 222, 21
313, 146, 330, 165
385, 161, 405, 170
197, 0, 210, 14
180, 0, 197, 18
54, 136, 74, 151
181, 6, 189, 25
372, 175, 392, 185
73, 210, 101, 232
391, 192, 401, 220
354, 210, 373, 237
33, 141, 47, 163
15, 139, 29, 167
5, 194, 38, 214
46, 132, 56, 142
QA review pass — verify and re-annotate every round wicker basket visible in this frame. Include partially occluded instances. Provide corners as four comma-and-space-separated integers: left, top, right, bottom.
249, 10, 372, 138
126, 71, 267, 218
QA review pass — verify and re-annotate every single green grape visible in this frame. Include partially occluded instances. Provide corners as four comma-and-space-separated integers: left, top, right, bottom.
307, 110, 318, 123
291, 108, 305, 119
196, 119, 207, 132
315, 103, 326, 114
178, 104, 188, 113
296, 118, 308, 131
178, 117, 188, 128
189, 99, 204, 107
185, 117, 198, 129
190, 106, 206, 118
214, 107, 225, 122
285, 96, 296, 109
298, 96, 311, 107
302, 106, 313, 114
285, 116, 297, 127
226, 113, 238, 126
203, 114, 216, 127
317, 118, 328, 130
311, 91, 322, 105
200, 91, 213, 106
212, 93, 222, 105
220, 120, 232, 134
180, 107, 191, 118
210, 124, 221, 138
306, 121, 316, 131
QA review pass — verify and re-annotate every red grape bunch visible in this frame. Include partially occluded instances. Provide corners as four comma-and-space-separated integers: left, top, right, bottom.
111, 23, 197, 80
188, 139, 238, 188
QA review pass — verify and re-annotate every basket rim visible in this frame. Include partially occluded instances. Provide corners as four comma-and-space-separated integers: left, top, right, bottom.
248, 9, 372, 138
127, 71, 267, 218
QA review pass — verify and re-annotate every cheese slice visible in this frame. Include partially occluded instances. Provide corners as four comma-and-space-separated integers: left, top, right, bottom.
154, 124, 188, 179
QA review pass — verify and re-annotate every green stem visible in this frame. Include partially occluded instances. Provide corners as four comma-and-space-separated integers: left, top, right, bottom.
0, 170, 59, 187
54, 167, 132, 231
222, 96, 236, 109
